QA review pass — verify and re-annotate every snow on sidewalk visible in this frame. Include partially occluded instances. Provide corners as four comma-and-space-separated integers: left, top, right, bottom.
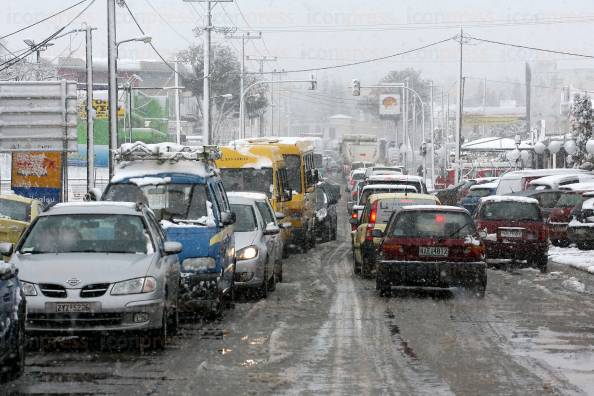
548, 246, 594, 275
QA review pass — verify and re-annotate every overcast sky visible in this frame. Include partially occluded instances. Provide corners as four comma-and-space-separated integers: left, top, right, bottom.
4, 0, 594, 93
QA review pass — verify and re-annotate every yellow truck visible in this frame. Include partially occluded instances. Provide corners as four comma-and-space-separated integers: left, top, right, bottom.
229, 138, 319, 252
0, 194, 42, 244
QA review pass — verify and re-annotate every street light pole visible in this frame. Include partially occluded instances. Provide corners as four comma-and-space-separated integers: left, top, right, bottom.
107, 0, 117, 179
202, 1, 212, 145
85, 25, 95, 191
430, 80, 435, 188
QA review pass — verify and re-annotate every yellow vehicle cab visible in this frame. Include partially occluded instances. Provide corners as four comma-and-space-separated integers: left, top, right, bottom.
352, 192, 441, 276
0, 194, 42, 244
229, 137, 319, 252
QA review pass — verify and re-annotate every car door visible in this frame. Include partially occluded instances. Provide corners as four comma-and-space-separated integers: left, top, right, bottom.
255, 200, 280, 267
145, 210, 179, 303
213, 180, 235, 290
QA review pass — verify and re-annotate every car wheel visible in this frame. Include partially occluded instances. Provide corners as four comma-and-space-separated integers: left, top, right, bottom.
167, 305, 179, 336
5, 303, 26, 381
353, 248, 361, 275
577, 242, 591, 251
148, 306, 168, 351
276, 262, 283, 283
268, 266, 277, 292
259, 265, 269, 299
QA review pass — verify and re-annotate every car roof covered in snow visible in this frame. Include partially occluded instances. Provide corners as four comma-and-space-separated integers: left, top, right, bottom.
43, 202, 141, 216
480, 195, 539, 204
227, 191, 269, 203
397, 205, 469, 213
361, 184, 418, 192
470, 181, 499, 190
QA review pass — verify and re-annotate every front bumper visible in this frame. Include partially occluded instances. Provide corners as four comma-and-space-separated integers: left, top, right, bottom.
234, 256, 265, 289
484, 240, 548, 260
179, 272, 222, 311
26, 297, 164, 334
377, 260, 487, 288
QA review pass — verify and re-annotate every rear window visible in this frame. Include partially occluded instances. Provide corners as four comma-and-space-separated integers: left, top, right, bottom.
377, 198, 436, 223
496, 178, 522, 195
389, 211, 475, 238
360, 188, 414, 205
479, 201, 542, 221
352, 172, 365, 180
556, 193, 583, 208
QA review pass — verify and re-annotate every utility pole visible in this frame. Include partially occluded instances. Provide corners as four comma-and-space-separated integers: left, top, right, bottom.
83, 25, 95, 191
271, 69, 276, 136
247, 55, 277, 137
227, 32, 262, 138
202, 1, 212, 145
107, 0, 117, 178
403, 78, 409, 168
455, 28, 465, 183
430, 80, 435, 187
174, 59, 182, 144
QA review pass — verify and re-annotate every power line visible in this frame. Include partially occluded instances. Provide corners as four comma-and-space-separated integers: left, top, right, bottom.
248, 36, 454, 75
466, 34, 594, 60
234, 1, 271, 57
465, 76, 594, 94
0, 0, 89, 41
143, 0, 194, 45
121, 1, 184, 78
0, 0, 95, 73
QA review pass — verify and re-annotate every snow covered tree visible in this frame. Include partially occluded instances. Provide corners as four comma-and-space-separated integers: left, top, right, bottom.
569, 93, 594, 166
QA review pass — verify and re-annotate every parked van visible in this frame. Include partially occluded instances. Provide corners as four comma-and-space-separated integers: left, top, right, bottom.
496, 169, 591, 195
230, 138, 319, 252
101, 142, 235, 317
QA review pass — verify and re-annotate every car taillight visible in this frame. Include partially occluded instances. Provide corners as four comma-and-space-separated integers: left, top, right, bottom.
369, 200, 377, 224
464, 244, 485, 259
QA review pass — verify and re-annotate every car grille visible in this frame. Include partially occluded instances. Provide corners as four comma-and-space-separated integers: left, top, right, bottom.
27, 313, 124, 329
80, 283, 110, 298
39, 284, 67, 298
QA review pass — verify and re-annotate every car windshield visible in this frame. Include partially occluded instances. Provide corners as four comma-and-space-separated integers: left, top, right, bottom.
556, 193, 583, 207
20, 214, 153, 254
230, 204, 258, 232
284, 155, 302, 193
0, 198, 30, 222
377, 198, 436, 223
390, 211, 475, 238
103, 183, 208, 221
220, 168, 274, 197
479, 201, 542, 221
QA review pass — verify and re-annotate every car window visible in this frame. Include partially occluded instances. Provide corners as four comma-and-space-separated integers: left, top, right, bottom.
390, 211, 475, 238
479, 202, 542, 221
556, 193, 583, 208
255, 200, 275, 227
0, 198, 31, 222
538, 192, 560, 209
230, 204, 258, 232
377, 198, 436, 223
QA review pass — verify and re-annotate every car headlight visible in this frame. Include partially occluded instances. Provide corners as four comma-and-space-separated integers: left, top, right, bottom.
111, 277, 157, 295
236, 246, 258, 261
182, 257, 216, 272
21, 281, 37, 296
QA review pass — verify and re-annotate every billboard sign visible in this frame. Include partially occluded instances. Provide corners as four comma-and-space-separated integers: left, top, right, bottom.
0, 80, 78, 152
379, 94, 401, 116
11, 152, 62, 206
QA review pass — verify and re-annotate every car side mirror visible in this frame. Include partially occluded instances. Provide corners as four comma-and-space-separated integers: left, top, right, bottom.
279, 222, 292, 230
0, 243, 14, 256
163, 241, 183, 255
275, 212, 286, 220
264, 223, 280, 235
221, 211, 236, 226
371, 229, 384, 238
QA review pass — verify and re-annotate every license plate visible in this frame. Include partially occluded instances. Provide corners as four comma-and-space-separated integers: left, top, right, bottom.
56, 303, 91, 313
500, 230, 522, 238
419, 246, 449, 257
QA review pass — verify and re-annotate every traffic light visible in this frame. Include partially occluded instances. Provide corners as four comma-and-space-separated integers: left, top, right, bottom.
352, 79, 360, 96
420, 142, 427, 156
309, 73, 317, 90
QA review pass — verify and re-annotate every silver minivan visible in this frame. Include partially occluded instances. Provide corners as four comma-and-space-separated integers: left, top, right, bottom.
0, 202, 182, 348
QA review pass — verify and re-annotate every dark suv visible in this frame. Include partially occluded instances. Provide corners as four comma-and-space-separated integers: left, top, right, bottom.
474, 196, 548, 272
0, 259, 25, 382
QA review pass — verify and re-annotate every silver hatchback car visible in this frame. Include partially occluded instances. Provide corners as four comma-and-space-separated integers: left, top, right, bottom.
228, 192, 288, 298
0, 202, 182, 347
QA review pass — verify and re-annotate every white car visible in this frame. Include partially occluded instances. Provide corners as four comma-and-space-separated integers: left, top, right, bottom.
1, 202, 182, 349
228, 192, 288, 298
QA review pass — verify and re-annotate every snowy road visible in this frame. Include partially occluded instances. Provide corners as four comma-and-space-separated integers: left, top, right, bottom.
5, 205, 594, 395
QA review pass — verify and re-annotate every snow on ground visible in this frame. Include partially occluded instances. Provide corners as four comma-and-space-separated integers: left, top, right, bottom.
548, 246, 594, 275
561, 277, 587, 293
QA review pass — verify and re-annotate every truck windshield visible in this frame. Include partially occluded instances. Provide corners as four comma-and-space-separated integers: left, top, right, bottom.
220, 168, 273, 197
104, 183, 208, 221
284, 155, 302, 193
20, 214, 153, 254
0, 198, 30, 222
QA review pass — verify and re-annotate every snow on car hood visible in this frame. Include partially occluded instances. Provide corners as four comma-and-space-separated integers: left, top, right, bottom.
13, 253, 155, 287
235, 230, 259, 250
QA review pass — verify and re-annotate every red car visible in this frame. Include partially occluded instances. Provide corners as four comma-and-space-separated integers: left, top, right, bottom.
376, 205, 487, 297
548, 191, 593, 247
474, 196, 548, 272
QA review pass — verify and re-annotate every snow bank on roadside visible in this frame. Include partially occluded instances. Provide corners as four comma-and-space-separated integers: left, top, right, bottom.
562, 277, 586, 293
548, 246, 594, 275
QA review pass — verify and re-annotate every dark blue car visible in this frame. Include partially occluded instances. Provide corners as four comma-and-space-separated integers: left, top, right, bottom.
459, 182, 498, 215
0, 258, 25, 382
